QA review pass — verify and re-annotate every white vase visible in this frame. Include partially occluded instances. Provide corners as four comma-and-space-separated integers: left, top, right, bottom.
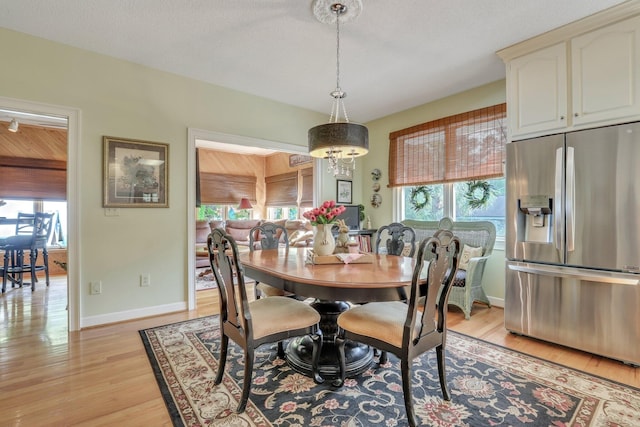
313, 224, 336, 256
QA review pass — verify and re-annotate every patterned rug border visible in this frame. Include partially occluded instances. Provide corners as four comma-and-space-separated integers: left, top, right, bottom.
451, 330, 640, 394
140, 315, 640, 427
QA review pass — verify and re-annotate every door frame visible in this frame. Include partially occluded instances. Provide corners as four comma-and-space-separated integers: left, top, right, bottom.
186, 128, 317, 309
0, 96, 81, 331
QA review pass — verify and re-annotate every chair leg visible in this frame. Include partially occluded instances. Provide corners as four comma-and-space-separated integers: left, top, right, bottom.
214, 335, 228, 385
237, 348, 254, 413
43, 248, 50, 286
310, 330, 324, 384
2, 251, 9, 293
277, 340, 285, 359
401, 358, 418, 427
30, 249, 37, 291
379, 350, 388, 365
436, 345, 451, 400
333, 334, 346, 387
254, 281, 262, 299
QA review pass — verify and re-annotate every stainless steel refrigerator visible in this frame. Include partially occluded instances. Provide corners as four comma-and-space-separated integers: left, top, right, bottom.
505, 121, 640, 366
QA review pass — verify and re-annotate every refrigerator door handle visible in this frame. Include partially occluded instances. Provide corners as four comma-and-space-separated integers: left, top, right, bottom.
566, 146, 575, 252
554, 147, 563, 251
507, 263, 639, 286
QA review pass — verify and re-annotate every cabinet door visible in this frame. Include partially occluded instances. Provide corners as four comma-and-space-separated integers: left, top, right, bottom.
509, 43, 568, 138
571, 16, 640, 127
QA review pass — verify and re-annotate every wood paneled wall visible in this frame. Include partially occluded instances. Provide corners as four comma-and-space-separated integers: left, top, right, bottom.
198, 150, 313, 218
0, 121, 67, 161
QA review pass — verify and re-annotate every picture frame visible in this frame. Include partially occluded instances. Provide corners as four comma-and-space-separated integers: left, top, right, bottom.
103, 136, 169, 208
336, 179, 352, 204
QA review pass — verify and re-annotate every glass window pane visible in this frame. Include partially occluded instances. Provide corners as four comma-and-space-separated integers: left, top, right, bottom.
43, 201, 67, 247
198, 205, 223, 220
0, 199, 34, 236
454, 178, 505, 237
403, 184, 444, 221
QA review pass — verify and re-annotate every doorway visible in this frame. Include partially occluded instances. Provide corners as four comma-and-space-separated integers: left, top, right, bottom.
0, 96, 80, 331
187, 128, 318, 310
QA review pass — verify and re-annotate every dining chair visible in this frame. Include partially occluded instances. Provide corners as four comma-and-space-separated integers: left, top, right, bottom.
208, 227, 324, 413
1, 212, 55, 292
249, 222, 292, 358
375, 222, 417, 257
249, 222, 289, 299
335, 230, 461, 427
372, 222, 418, 364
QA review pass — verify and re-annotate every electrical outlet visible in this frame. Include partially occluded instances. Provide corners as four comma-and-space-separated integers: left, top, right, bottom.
140, 273, 151, 287
90, 281, 102, 295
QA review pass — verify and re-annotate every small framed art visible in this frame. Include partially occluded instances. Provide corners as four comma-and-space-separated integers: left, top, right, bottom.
336, 179, 352, 204
103, 136, 169, 207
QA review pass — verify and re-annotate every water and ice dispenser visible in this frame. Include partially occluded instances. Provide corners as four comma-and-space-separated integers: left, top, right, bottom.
518, 196, 553, 243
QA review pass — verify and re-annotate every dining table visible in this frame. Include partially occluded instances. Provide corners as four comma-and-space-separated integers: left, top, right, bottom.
239, 247, 417, 379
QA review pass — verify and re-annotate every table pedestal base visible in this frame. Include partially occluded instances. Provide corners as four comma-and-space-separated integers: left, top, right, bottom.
286, 300, 374, 379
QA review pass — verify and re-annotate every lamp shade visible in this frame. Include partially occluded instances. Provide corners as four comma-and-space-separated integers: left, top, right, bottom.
308, 122, 369, 158
238, 197, 253, 210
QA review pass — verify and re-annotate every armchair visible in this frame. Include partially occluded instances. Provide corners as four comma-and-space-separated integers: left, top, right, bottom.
403, 217, 496, 319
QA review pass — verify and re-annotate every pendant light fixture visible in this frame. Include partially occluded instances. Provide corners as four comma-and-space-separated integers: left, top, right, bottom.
308, 0, 368, 178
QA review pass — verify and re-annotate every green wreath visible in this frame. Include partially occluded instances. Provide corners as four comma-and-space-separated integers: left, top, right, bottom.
464, 180, 494, 210
409, 186, 431, 211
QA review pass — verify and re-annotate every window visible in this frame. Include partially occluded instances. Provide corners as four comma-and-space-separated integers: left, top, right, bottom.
391, 104, 506, 237
402, 178, 505, 236
267, 207, 299, 220
0, 199, 68, 247
197, 204, 252, 221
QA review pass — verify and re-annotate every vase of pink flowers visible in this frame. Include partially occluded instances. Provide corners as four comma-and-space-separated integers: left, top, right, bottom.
303, 200, 346, 256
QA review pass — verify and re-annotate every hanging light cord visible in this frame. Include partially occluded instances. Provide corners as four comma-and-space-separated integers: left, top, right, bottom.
330, 4, 349, 124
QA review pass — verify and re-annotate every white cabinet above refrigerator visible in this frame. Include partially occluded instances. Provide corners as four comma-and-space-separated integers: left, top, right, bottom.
498, 6, 640, 140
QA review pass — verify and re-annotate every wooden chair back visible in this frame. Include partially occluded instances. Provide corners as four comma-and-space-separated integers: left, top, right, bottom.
375, 222, 417, 257
249, 222, 288, 251
208, 227, 252, 342
410, 229, 461, 343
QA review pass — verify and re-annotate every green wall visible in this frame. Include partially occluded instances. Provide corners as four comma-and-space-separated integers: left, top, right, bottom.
360, 80, 507, 301
0, 27, 507, 326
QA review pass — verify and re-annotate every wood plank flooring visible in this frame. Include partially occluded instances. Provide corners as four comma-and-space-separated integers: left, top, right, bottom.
0, 275, 638, 426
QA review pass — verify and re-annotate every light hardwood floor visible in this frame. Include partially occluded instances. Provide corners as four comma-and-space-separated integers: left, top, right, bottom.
1, 275, 638, 426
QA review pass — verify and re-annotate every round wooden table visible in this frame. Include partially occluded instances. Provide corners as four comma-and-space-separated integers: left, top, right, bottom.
239, 247, 415, 378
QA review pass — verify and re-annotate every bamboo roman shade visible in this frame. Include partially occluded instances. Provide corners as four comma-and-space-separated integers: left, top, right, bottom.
389, 104, 506, 187
265, 171, 298, 207
0, 156, 66, 200
198, 172, 256, 205
299, 167, 314, 207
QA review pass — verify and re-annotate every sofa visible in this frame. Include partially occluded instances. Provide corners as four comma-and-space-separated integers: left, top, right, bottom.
195, 218, 313, 267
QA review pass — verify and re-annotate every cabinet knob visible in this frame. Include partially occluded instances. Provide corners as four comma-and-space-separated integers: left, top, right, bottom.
574, 113, 579, 117
560, 116, 565, 120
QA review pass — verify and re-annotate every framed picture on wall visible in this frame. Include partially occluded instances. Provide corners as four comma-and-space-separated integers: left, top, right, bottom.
103, 136, 169, 207
336, 179, 352, 204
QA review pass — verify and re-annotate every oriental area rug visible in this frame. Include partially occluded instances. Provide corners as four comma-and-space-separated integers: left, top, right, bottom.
140, 316, 640, 426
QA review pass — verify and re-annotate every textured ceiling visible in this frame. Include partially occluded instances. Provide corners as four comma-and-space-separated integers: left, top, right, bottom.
0, 0, 628, 122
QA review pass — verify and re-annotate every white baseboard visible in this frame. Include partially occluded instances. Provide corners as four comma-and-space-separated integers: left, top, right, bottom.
81, 302, 187, 328
487, 296, 504, 308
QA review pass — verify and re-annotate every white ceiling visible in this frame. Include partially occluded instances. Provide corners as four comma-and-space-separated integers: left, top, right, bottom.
0, 0, 627, 123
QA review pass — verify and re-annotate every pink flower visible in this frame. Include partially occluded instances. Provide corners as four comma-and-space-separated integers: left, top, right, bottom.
303, 200, 345, 226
